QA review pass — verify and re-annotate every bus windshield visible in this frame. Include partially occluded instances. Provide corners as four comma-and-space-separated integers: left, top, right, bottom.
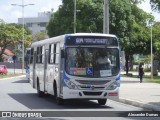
65, 47, 119, 78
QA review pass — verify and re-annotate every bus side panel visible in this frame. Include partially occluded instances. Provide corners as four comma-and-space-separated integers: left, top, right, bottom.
46, 64, 55, 96
30, 51, 37, 89
37, 63, 45, 91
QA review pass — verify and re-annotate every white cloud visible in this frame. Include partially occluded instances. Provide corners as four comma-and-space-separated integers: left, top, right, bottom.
138, 0, 160, 22
0, 0, 62, 23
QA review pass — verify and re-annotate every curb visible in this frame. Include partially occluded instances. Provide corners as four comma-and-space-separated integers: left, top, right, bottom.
0, 75, 26, 81
119, 97, 160, 111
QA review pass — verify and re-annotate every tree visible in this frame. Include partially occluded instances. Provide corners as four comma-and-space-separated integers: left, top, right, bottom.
47, 0, 104, 37
0, 19, 32, 60
0, 20, 20, 58
129, 0, 144, 4
121, 5, 153, 74
150, 0, 160, 11
32, 31, 48, 42
46, 0, 156, 74
152, 22, 160, 63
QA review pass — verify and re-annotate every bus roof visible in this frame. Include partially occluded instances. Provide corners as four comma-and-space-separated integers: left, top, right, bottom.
31, 33, 117, 47
68, 33, 117, 38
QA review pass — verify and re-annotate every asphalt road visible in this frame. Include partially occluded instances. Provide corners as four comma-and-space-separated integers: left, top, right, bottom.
0, 76, 158, 120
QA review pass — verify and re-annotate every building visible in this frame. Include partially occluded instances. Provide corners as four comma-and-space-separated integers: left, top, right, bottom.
18, 11, 52, 35
0, 47, 14, 62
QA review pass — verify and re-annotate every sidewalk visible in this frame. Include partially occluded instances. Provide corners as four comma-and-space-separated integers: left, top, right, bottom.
7, 68, 24, 74
120, 71, 152, 76
3, 69, 160, 111
119, 76, 160, 111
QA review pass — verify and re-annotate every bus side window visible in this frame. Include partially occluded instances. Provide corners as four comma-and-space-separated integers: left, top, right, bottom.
36, 47, 39, 63
40, 46, 43, 63
53, 44, 56, 64
51, 44, 54, 64
53, 43, 60, 64
42, 46, 45, 63
36, 46, 43, 63
55, 43, 60, 64
48, 44, 51, 63
30, 48, 34, 63
49, 44, 54, 64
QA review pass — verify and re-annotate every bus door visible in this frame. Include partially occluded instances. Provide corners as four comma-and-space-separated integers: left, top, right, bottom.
44, 49, 49, 92
59, 48, 64, 95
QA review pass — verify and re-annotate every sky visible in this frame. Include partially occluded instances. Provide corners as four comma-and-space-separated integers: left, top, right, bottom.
0, 0, 62, 23
138, 0, 160, 21
0, 0, 160, 23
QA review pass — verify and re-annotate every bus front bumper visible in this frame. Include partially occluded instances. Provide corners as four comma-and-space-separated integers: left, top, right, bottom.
62, 87, 119, 100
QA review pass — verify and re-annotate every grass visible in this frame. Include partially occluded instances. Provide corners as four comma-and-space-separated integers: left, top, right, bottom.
0, 74, 24, 79
144, 79, 160, 83
144, 76, 160, 83
121, 74, 160, 84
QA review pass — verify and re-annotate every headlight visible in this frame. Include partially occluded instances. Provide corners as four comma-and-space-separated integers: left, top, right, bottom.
64, 79, 78, 89
106, 81, 119, 90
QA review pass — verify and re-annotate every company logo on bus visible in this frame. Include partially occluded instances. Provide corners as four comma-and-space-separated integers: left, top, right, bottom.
90, 85, 95, 90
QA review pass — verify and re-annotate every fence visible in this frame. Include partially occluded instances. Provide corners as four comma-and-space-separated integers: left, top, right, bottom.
0, 62, 22, 69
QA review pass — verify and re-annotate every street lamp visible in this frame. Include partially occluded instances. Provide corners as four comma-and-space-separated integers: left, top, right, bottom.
146, 18, 154, 80
74, 0, 76, 33
74, 0, 80, 33
103, 0, 109, 34
11, 0, 34, 74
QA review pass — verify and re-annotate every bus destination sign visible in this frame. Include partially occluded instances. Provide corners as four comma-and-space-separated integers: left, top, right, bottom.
66, 36, 118, 46
76, 38, 107, 44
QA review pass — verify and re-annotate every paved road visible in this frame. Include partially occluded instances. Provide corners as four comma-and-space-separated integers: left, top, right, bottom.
0, 76, 153, 120
0, 76, 145, 111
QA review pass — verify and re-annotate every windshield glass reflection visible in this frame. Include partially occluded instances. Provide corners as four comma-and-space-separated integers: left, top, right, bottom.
66, 47, 119, 78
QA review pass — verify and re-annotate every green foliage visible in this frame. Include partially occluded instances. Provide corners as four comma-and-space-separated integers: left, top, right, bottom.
120, 4, 153, 55
47, 0, 104, 37
46, 0, 157, 58
134, 56, 151, 64
150, 0, 160, 12
129, 0, 144, 4
0, 21, 20, 56
0, 20, 32, 57
46, 0, 160, 74
32, 31, 48, 42
110, 0, 134, 38
9, 23, 32, 35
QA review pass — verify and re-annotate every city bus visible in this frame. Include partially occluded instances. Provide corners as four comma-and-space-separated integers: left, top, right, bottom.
28, 33, 120, 105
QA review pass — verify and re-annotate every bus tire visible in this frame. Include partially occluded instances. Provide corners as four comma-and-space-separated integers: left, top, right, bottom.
54, 81, 64, 105
37, 80, 44, 97
56, 97, 64, 105
53, 81, 57, 98
98, 99, 107, 105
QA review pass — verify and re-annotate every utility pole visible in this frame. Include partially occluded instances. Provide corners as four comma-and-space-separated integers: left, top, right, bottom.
11, 0, 34, 73
103, 0, 109, 34
146, 18, 154, 80
74, 0, 76, 33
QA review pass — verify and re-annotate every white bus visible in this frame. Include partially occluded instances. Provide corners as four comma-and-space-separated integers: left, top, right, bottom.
28, 33, 120, 105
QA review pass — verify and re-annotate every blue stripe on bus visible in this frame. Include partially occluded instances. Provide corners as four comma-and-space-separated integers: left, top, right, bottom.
64, 34, 70, 46
63, 73, 70, 86
116, 74, 120, 80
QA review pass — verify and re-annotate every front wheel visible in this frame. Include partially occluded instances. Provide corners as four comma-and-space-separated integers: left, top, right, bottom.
56, 97, 64, 105
37, 81, 44, 97
98, 99, 107, 105
54, 82, 64, 105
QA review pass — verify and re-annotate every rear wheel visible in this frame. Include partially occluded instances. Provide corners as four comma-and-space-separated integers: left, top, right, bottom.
98, 99, 107, 105
37, 80, 44, 97
54, 82, 64, 105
